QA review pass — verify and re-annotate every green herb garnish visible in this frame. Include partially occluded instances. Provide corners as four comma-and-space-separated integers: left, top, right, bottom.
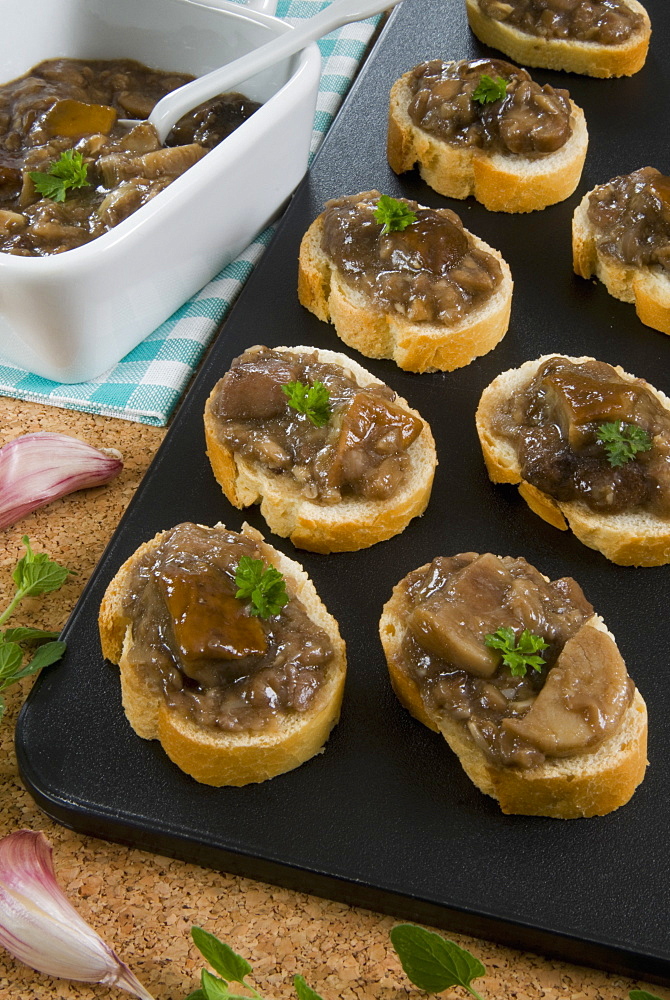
0, 536, 71, 721
374, 194, 417, 235
282, 380, 332, 427
484, 626, 548, 678
234, 556, 289, 618
630, 991, 665, 1000
596, 421, 653, 467
29, 149, 89, 203
187, 928, 325, 1000
390, 924, 487, 1000
472, 74, 508, 104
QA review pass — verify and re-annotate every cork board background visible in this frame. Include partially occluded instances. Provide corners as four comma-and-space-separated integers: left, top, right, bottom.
0, 397, 667, 1000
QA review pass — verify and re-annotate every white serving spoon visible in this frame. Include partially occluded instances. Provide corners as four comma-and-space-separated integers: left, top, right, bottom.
120, 0, 404, 141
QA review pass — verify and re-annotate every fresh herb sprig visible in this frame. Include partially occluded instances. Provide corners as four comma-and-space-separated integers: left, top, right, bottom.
0, 537, 71, 720
234, 556, 289, 618
472, 74, 508, 104
185, 923, 666, 1000
187, 928, 326, 1000
390, 924, 486, 1000
484, 626, 548, 677
597, 421, 653, 467
282, 380, 332, 427
29, 149, 89, 203
374, 194, 417, 235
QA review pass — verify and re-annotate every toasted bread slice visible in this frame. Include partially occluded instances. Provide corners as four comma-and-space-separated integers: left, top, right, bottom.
573, 176, 670, 336
476, 355, 670, 566
387, 65, 588, 212
204, 346, 437, 552
99, 522, 347, 786
380, 565, 647, 818
298, 209, 512, 373
465, 0, 651, 78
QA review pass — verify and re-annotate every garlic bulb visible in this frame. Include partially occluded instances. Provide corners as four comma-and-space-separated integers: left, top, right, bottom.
0, 432, 123, 530
0, 830, 154, 998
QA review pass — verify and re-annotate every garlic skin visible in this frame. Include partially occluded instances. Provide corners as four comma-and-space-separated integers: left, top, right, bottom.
0, 432, 123, 530
0, 830, 154, 999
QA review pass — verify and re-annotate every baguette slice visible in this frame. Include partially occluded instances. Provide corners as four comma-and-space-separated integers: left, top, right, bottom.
99, 522, 347, 786
476, 355, 670, 566
380, 568, 648, 818
298, 209, 512, 373
204, 346, 437, 553
387, 67, 588, 213
465, 0, 651, 78
573, 176, 670, 336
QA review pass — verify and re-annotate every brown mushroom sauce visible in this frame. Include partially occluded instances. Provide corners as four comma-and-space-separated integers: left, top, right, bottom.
210, 346, 424, 505
477, 0, 643, 45
406, 59, 573, 158
586, 167, 670, 273
0, 58, 261, 255
395, 552, 633, 768
320, 191, 502, 325
493, 356, 670, 515
120, 523, 334, 732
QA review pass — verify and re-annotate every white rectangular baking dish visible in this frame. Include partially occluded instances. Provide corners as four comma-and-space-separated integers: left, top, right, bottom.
0, 0, 321, 383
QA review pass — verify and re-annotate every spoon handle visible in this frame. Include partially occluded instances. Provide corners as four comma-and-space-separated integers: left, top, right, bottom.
150, 0, 404, 141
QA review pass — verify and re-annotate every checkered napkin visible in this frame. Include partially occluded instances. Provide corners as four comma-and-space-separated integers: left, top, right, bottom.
0, 1, 380, 425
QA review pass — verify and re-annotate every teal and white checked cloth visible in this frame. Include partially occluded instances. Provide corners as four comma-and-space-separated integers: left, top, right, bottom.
0, 1, 380, 426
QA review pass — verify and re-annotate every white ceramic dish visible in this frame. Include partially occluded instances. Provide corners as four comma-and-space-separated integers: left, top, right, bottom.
0, 0, 321, 383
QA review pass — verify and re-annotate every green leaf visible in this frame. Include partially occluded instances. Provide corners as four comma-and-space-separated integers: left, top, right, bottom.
472, 75, 508, 104
0, 694, 5, 723
3, 627, 60, 644
192, 927, 252, 984
597, 421, 653, 467
29, 149, 89, 203
294, 975, 326, 1000
484, 627, 548, 677
201, 971, 232, 1000
10, 640, 66, 681
282, 380, 332, 427
0, 642, 24, 679
12, 537, 71, 599
374, 194, 417, 235
234, 557, 289, 619
184, 990, 208, 1000
630, 991, 665, 1000
390, 924, 486, 997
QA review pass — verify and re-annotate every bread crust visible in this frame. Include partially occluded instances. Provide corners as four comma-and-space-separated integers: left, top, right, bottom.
298, 210, 513, 373
465, 0, 651, 78
476, 355, 670, 566
387, 67, 588, 212
204, 346, 437, 552
380, 565, 648, 818
573, 181, 670, 336
98, 522, 347, 786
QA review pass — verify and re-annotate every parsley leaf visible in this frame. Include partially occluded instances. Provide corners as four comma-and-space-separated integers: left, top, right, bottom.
29, 148, 89, 203
390, 924, 486, 999
597, 421, 653, 467
282, 380, 332, 427
294, 975, 326, 1000
374, 194, 417, 235
234, 556, 289, 618
484, 626, 548, 677
472, 74, 508, 104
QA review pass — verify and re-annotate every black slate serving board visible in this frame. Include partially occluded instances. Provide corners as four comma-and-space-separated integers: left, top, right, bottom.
16, 0, 670, 985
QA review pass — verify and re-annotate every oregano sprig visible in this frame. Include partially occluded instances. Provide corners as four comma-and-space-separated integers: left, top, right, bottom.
390, 924, 486, 1000
0, 537, 71, 721
187, 928, 325, 1000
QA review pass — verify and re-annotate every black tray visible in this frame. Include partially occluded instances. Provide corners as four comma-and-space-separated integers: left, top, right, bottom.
16, 0, 670, 986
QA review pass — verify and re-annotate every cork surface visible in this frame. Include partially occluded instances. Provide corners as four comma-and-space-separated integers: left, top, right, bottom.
0, 397, 667, 1000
